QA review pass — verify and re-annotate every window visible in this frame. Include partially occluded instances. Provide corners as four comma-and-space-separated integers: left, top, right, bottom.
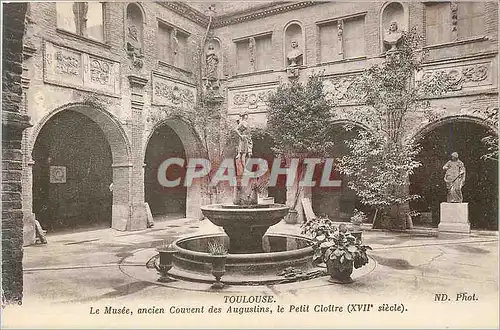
343, 16, 365, 58
236, 40, 250, 73
425, 2, 452, 45
158, 23, 173, 63
157, 20, 190, 70
56, 2, 104, 42
317, 15, 365, 62
457, 2, 485, 40
318, 22, 342, 63
425, 2, 485, 45
254, 35, 272, 71
234, 33, 273, 74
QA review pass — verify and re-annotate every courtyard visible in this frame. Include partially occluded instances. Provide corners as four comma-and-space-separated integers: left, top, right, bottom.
3, 217, 499, 328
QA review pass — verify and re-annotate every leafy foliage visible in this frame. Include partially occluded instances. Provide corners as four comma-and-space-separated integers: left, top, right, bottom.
301, 216, 371, 271
208, 239, 227, 255
336, 28, 452, 220
477, 106, 499, 162
337, 130, 422, 208
350, 209, 367, 225
266, 72, 335, 159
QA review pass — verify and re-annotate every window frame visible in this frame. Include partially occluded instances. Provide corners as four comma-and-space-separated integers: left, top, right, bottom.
423, 1, 487, 48
156, 17, 191, 72
232, 31, 274, 76
55, 1, 108, 47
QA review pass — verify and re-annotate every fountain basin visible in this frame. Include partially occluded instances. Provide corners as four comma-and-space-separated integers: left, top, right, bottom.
173, 233, 315, 277
200, 203, 290, 253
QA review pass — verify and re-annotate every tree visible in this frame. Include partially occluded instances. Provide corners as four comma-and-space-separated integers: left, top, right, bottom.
478, 106, 499, 162
336, 28, 452, 229
267, 73, 334, 159
266, 73, 334, 216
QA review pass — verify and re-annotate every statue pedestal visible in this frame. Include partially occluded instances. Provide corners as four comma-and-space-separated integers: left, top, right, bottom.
438, 203, 470, 234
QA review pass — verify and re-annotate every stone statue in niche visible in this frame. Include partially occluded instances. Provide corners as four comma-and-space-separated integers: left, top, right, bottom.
286, 40, 303, 78
383, 21, 403, 52
286, 40, 303, 67
126, 25, 144, 68
205, 43, 219, 79
443, 152, 466, 203
204, 42, 221, 96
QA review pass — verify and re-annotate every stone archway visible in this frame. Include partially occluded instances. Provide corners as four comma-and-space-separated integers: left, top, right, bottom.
144, 118, 208, 220
409, 116, 498, 230
29, 103, 132, 232
312, 120, 368, 221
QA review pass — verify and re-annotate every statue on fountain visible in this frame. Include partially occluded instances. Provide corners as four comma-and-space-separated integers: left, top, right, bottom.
234, 111, 253, 175
233, 111, 257, 205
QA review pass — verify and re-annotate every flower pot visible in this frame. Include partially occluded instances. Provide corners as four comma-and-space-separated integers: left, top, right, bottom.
156, 248, 177, 283
326, 259, 354, 284
351, 230, 362, 242
285, 209, 298, 224
211, 255, 227, 289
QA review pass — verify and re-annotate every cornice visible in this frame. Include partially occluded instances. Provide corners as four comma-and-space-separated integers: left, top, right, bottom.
158, 1, 324, 28
157, 2, 209, 27
213, 1, 322, 28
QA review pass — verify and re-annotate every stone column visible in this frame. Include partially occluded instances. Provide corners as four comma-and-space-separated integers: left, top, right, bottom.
21, 44, 37, 246
127, 75, 148, 230
2, 1, 30, 305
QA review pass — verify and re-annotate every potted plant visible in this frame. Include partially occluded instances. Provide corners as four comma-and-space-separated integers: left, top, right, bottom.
302, 216, 371, 284
155, 240, 177, 283
349, 209, 367, 241
208, 239, 228, 289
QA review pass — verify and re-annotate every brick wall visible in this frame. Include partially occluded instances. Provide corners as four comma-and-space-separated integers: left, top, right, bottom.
2, 2, 30, 305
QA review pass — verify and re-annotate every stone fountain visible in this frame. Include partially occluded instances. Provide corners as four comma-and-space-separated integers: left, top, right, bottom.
167, 113, 316, 284
201, 111, 289, 253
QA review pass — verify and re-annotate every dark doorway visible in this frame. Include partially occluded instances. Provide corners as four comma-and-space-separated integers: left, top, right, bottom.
145, 124, 187, 218
312, 124, 364, 222
32, 110, 113, 231
410, 120, 498, 230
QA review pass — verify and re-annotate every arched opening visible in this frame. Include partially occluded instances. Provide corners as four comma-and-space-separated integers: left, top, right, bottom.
144, 123, 187, 219
32, 110, 113, 231
312, 122, 365, 221
252, 133, 286, 204
410, 119, 498, 230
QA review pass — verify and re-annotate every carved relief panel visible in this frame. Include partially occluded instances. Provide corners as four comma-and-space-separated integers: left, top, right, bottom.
44, 41, 83, 87
228, 84, 278, 114
418, 58, 494, 93
152, 72, 197, 108
44, 41, 120, 96
323, 75, 364, 105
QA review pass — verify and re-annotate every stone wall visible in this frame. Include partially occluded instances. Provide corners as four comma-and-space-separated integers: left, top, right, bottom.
2, 2, 29, 305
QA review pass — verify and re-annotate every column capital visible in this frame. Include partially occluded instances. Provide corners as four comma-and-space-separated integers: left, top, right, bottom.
127, 75, 149, 88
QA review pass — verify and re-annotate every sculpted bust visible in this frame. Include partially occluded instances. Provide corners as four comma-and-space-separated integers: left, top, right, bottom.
286, 40, 303, 67
383, 21, 403, 52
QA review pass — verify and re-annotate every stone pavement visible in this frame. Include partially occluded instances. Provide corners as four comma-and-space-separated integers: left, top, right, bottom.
3, 217, 499, 329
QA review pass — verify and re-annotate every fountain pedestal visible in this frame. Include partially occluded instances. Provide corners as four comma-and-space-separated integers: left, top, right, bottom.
200, 203, 290, 254
223, 225, 268, 253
